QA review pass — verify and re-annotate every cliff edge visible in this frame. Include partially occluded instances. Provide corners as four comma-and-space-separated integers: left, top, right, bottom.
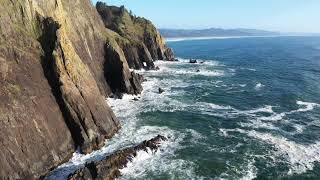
96, 2, 175, 70
0, 0, 174, 179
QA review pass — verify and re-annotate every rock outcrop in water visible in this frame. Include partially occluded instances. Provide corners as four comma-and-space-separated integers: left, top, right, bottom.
0, 0, 174, 179
68, 135, 167, 180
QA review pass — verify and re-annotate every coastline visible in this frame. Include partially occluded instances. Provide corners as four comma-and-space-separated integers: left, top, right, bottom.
165, 35, 319, 42
44, 60, 185, 179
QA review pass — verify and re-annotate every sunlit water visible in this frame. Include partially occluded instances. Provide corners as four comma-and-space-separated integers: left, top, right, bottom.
47, 36, 320, 179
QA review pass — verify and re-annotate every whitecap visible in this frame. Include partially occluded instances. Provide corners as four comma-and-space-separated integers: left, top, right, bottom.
254, 83, 264, 90
295, 101, 320, 112
219, 128, 229, 137
196, 102, 233, 110
241, 105, 274, 114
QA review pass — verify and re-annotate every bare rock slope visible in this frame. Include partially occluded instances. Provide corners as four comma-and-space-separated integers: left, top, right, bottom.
0, 0, 174, 179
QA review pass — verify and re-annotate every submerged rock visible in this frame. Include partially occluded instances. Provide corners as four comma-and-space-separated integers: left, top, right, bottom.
189, 59, 197, 63
158, 88, 165, 94
68, 135, 167, 180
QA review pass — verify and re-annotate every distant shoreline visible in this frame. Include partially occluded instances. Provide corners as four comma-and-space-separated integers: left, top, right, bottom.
165, 35, 320, 42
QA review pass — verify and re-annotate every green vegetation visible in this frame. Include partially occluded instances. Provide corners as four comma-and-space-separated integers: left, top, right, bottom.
6, 83, 21, 96
96, 2, 158, 41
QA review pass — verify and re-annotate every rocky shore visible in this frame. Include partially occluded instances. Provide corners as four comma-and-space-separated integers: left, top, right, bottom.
68, 135, 167, 180
0, 0, 174, 179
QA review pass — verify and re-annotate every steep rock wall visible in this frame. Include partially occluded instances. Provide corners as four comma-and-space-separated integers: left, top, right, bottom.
96, 2, 175, 70
0, 0, 121, 178
0, 0, 173, 179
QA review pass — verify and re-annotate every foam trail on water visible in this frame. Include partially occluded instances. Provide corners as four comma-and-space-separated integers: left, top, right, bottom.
221, 128, 320, 175
246, 130, 320, 175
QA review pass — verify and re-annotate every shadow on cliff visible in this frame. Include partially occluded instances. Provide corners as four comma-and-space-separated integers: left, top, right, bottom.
38, 17, 84, 150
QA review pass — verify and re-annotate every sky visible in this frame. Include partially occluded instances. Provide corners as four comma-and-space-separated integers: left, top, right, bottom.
91, 0, 320, 33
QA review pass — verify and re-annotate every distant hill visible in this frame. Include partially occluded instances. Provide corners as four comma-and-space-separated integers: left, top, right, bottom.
159, 28, 280, 38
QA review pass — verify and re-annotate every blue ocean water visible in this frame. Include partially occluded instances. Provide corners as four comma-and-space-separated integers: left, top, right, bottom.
47, 36, 320, 180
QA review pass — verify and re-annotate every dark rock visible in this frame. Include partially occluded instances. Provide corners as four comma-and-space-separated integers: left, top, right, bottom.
110, 92, 124, 99
68, 135, 167, 180
200, 61, 205, 64
189, 59, 198, 63
155, 66, 160, 70
130, 71, 144, 94
196, 69, 201, 72
174, 58, 179, 62
164, 48, 175, 61
104, 43, 143, 95
132, 98, 139, 101
158, 88, 165, 94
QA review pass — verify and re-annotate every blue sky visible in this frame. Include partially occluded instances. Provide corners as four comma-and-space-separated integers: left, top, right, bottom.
91, 0, 320, 33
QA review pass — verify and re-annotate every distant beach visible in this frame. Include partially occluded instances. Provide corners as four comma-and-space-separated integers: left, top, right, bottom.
165, 35, 314, 42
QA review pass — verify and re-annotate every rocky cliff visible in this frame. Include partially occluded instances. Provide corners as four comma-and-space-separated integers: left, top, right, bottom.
0, 0, 174, 179
96, 2, 175, 70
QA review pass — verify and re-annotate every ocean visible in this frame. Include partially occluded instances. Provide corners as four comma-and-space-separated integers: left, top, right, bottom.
47, 36, 320, 179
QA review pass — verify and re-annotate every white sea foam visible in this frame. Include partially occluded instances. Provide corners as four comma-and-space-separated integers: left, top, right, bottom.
242, 105, 274, 114
173, 57, 221, 66
295, 101, 319, 112
197, 102, 233, 110
246, 130, 320, 175
239, 160, 258, 180
46, 64, 199, 179
220, 128, 320, 175
136, 60, 224, 78
219, 128, 229, 137
254, 83, 264, 90
107, 70, 201, 179
259, 101, 320, 122
153, 64, 225, 77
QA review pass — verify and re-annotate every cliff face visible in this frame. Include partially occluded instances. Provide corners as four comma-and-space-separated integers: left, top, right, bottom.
0, 0, 173, 179
96, 2, 175, 70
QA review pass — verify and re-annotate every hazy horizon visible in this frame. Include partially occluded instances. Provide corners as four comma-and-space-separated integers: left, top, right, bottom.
92, 0, 320, 34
